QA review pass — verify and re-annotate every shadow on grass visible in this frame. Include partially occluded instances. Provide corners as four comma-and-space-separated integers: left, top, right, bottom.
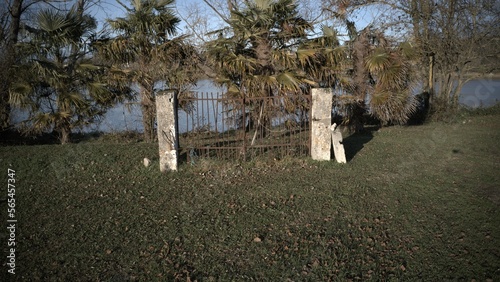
342, 126, 378, 161
0, 130, 61, 146
0, 130, 143, 146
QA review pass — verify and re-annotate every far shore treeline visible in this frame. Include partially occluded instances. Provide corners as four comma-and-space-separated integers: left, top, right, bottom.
1, 0, 499, 144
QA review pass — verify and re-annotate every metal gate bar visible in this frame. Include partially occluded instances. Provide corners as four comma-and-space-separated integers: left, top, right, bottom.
177, 92, 311, 162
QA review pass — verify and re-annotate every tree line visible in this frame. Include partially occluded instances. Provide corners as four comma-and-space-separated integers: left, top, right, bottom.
1, 0, 498, 144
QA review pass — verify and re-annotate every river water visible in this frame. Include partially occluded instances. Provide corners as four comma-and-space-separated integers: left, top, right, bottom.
12, 78, 500, 134
458, 77, 500, 108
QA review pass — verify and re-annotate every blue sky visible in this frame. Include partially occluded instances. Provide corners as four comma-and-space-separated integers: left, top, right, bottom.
90, 0, 379, 41
90, 0, 213, 26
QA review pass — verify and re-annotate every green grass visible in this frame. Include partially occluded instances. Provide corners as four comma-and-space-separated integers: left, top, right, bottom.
1, 111, 499, 281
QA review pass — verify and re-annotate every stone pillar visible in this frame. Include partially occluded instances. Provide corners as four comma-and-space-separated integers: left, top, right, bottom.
156, 91, 178, 172
311, 88, 333, 160
330, 123, 347, 164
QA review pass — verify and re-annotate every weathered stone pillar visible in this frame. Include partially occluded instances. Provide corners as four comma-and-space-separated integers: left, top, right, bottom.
311, 88, 333, 160
330, 123, 347, 163
156, 91, 178, 172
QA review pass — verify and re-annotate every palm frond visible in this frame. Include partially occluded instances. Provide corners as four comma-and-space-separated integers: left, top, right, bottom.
302, 79, 318, 87
399, 41, 416, 59
78, 63, 101, 71
252, 74, 277, 87
365, 48, 391, 73
255, 0, 272, 10
155, 0, 175, 9
37, 9, 69, 33
31, 113, 55, 133
9, 83, 33, 107
132, 0, 142, 11
68, 92, 88, 109
370, 90, 418, 125
296, 49, 316, 65
88, 82, 112, 103
321, 25, 337, 38
277, 72, 300, 90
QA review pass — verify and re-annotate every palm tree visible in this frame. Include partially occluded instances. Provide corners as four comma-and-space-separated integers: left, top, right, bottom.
334, 22, 418, 131
99, 0, 197, 142
365, 40, 418, 126
206, 0, 320, 138
209, 0, 417, 135
9, 7, 132, 144
300, 25, 347, 89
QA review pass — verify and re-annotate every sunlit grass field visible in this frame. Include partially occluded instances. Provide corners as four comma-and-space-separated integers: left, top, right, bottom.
1, 107, 499, 281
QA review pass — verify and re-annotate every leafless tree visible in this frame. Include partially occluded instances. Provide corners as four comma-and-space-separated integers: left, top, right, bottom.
0, 0, 24, 131
323, 0, 500, 118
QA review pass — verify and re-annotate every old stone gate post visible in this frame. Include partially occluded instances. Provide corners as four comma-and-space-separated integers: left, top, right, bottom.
311, 88, 333, 160
310, 88, 346, 163
156, 90, 178, 172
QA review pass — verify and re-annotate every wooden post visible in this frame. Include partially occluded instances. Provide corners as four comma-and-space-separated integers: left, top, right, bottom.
428, 54, 434, 109
156, 90, 178, 172
311, 88, 333, 160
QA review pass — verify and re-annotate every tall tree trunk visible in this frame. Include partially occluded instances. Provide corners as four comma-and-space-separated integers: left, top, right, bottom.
351, 30, 369, 132
411, 0, 435, 115
53, 0, 86, 144
1, 0, 23, 131
55, 118, 71, 144
0, 56, 12, 131
140, 84, 156, 142
253, 37, 272, 138
425, 53, 434, 114
68, 0, 85, 73
59, 125, 71, 144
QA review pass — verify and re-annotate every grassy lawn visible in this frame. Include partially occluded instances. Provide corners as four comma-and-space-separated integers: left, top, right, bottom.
1, 109, 499, 281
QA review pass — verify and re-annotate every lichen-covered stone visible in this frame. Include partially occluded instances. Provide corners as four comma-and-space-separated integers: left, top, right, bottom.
156, 91, 178, 172
311, 88, 333, 161
330, 123, 346, 164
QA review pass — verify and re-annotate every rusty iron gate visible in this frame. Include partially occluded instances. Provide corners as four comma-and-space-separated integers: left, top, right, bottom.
176, 92, 311, 162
